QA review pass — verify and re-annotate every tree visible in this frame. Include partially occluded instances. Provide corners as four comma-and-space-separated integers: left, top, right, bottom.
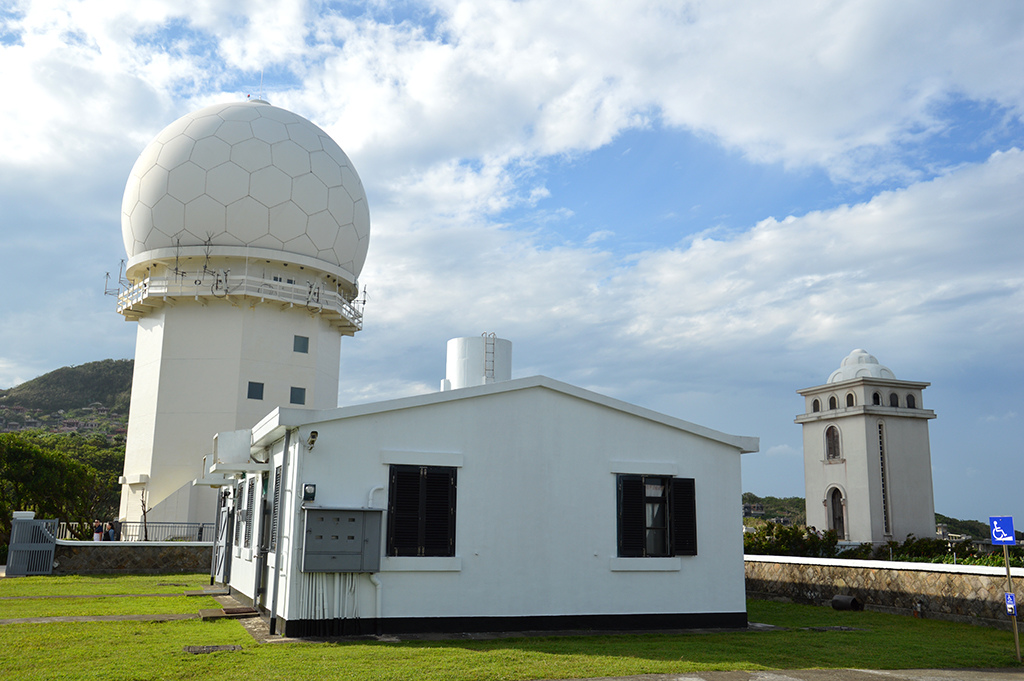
0, 433, 109, 561
15, 431, 122, 519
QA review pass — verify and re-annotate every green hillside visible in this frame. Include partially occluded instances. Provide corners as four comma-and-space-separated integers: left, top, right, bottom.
742, 492, 806, 526
935, 513, 989, 540
0, 359, 133, 413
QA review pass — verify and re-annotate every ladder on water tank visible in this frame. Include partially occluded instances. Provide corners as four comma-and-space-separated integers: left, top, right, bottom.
482, 332, 496, 383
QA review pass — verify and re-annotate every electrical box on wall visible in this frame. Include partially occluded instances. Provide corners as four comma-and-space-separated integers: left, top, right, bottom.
301, 508, 382, 573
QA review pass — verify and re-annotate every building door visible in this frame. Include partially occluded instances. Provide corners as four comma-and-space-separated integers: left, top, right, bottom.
213, 494, 233, 584
829, 488, 845, 538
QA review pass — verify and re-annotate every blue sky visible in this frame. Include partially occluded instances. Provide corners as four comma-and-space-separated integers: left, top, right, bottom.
1, 0, 1022, 527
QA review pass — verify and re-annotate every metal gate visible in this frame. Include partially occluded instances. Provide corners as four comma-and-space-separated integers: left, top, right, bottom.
7, 518, 58, 576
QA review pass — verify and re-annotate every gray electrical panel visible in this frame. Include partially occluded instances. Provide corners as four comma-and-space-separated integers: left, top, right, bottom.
301, 508, 382, 573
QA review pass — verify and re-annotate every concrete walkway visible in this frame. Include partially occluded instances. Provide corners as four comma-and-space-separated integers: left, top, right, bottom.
558, 671, 1024, 681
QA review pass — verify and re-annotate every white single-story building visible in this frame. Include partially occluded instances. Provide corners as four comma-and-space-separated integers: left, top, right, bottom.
206, 340, 758, 636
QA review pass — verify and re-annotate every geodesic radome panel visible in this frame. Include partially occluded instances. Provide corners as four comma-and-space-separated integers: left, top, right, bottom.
121, 100, 370, 280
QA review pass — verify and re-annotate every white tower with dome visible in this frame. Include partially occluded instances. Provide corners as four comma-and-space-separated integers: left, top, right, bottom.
116, 99, 370, 525
795, 349, 936, 545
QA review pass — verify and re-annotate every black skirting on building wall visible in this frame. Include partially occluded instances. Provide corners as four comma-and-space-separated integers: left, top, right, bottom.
280, 611, 748, 638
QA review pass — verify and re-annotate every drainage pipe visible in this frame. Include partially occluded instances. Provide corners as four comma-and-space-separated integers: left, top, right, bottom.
369, 573, 383, 635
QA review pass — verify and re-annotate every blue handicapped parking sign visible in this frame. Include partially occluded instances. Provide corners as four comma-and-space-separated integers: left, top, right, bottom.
991, 516, 1016, 545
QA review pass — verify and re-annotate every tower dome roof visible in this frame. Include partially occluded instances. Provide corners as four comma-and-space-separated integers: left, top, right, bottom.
121, 100, 370, 283
827, 348, 896, 383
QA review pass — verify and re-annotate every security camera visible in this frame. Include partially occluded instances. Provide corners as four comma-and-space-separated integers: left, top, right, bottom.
306, 430, 318, 449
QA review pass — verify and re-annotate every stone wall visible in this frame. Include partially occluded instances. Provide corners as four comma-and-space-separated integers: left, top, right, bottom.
52, 540, 212, 575
746, 555, 1023, 629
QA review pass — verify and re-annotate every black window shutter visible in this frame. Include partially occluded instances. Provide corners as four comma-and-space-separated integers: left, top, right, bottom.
617, 475, 645, 557
671, 477, 697, 556
423, 467, 456, 557
269, 465, 282, 551
244, 477, 256, 548
234, 482, 244, 548
387, 465, 422, 556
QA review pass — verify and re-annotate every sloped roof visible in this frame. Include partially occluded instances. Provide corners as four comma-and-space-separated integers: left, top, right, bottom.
251, 375, 759, 454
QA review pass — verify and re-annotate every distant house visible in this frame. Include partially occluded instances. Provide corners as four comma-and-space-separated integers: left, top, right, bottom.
742, 503, 764, 517
205, 340, 758, 636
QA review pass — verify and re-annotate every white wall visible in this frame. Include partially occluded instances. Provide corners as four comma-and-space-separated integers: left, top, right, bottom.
120, 297, 341, 525
240, 382, 749, 624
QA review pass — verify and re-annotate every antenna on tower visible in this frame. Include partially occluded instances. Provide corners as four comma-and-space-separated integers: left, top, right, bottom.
353, 285, 368, 314
248, 69, 267, 102
172, 237, 188, 282
104, 259, 129, 296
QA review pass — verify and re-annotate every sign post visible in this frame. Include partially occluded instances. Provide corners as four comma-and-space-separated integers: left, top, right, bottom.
990, 516, 1020, 663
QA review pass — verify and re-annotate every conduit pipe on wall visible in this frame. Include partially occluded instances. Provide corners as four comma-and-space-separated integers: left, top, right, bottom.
334, 572, 342, 619
350, 572, 360, 618
368, 485, 384, 508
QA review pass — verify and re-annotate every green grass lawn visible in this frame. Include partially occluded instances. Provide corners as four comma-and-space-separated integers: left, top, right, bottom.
0, 595, 220, 618
0, 574, 1020, 681
0, 573, 211, 597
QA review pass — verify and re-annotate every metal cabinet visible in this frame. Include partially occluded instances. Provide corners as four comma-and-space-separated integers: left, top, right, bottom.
301, 508, 382, 573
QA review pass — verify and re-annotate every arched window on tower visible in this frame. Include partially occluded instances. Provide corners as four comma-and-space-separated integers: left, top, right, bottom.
889, 393, 899, 408
812, 399, 820, 412
873, 392, 882, 405
846, 393, 855, 407
828, 396, 838, 410
906, 394, 916, 409
829, 488, 845, 538
825, 425, 841, 462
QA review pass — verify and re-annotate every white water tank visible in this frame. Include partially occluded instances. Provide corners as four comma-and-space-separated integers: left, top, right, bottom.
441, 335, 512, 391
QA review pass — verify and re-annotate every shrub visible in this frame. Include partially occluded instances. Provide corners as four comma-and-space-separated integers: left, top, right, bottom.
743, 522, 839, 557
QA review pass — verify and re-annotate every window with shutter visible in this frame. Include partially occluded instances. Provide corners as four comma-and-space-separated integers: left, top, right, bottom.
387, 465, 456, 557
244, 477, 256, 549
269, 465, 282, 551
617, 474, 697, 557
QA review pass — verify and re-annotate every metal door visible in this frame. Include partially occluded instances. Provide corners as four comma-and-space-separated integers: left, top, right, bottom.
212, 494, 234, 584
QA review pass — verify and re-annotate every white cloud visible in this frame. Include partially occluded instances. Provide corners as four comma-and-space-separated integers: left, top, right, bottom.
764, 444, 800, 459
336, 146, 1024, 411
0, 358, 33, 390
982, 412, 1018, 423
5, 1, 1024, 207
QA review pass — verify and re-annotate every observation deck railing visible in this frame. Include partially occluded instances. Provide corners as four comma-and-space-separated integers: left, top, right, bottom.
117, 273, 363, 333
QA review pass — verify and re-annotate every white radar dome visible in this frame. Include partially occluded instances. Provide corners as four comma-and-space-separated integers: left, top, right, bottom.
121, 99, 370, 282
